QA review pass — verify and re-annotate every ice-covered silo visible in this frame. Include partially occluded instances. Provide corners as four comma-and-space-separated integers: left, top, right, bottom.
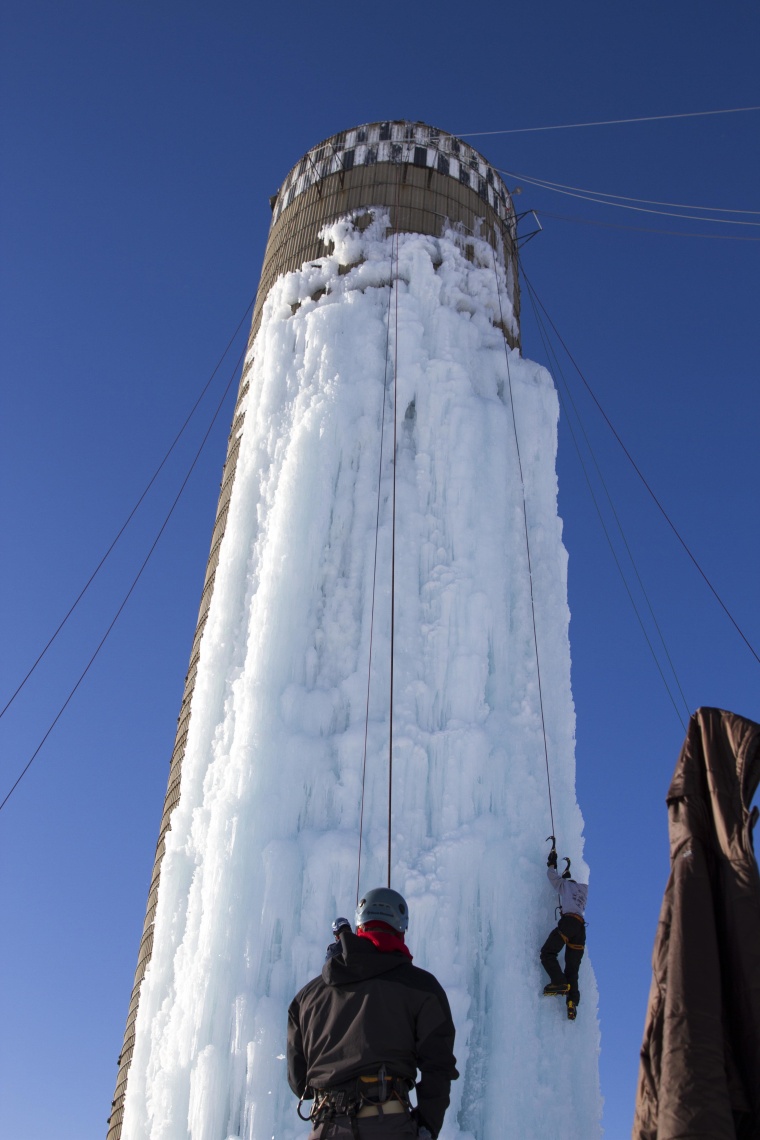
109, 121, 600, 1140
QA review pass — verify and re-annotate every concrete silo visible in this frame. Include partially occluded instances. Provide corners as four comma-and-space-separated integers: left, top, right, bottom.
108, 121, 599, 1140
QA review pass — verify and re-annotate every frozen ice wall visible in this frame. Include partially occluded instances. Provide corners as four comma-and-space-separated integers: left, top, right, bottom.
121, 211, 601, 1140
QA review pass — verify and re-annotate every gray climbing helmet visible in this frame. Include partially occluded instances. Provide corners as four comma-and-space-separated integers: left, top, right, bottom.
355, 887, 409, 933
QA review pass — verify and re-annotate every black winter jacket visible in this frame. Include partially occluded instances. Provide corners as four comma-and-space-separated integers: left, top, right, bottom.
287, 931, 458, 1137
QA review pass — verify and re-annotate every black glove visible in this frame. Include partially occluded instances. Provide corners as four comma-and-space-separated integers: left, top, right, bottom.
411, 1108, 435, 1138
547, 849, 558, 869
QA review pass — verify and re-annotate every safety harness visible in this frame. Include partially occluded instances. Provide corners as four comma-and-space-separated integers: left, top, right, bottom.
559, 921, 586, 952
298, 1066, 414, 1138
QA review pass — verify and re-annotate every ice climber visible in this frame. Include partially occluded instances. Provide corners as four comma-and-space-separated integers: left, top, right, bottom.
287, 887, 458, 1139
540, 846, 588, 1021
325, 917, 352, 962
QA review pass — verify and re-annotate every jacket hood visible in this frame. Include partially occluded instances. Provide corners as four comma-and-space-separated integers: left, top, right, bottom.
321, 929, 409, 986
666, 706, 760, 861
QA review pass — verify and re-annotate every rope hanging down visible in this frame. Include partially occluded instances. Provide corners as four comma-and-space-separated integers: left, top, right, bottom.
355, 283, 392, 903
356, 165, 403, 901
492, 253, 556, 839
387, 166, 402, 890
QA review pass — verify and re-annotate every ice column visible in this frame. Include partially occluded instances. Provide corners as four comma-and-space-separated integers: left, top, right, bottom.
121, 211, 601, 1140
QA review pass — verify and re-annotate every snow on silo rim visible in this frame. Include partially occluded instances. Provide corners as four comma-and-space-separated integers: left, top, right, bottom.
251, 120, 522, 351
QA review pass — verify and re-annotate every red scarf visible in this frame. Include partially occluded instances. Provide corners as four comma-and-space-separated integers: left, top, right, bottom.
357, 927, 413, 960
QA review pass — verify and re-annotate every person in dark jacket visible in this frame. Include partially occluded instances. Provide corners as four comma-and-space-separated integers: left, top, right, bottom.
325, 917, 352, 962
540, 847, 588, 1021
288, 887, 458, 1139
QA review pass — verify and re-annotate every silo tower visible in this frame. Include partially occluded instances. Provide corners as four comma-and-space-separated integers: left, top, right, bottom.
109, 122, 599, 1140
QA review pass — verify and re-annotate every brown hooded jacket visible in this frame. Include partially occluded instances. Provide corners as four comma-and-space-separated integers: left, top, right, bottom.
633, 707, 760, 1140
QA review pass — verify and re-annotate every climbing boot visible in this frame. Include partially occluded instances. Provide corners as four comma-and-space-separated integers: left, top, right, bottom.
543, 982, 571, 996
566, 1001, 577, 1021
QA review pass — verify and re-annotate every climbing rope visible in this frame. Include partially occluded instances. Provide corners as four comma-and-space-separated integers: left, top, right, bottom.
356, 161, 403, 901
356, 237, 394, 904
387, 166, 402, 889
492, 249, 556, 839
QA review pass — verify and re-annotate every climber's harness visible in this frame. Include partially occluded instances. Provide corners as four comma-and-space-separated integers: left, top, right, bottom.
558, 911, 586, 951
298, 1065, 414, 1137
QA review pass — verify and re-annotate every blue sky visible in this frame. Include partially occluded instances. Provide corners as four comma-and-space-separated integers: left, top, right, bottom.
1, 2, 758, 1137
